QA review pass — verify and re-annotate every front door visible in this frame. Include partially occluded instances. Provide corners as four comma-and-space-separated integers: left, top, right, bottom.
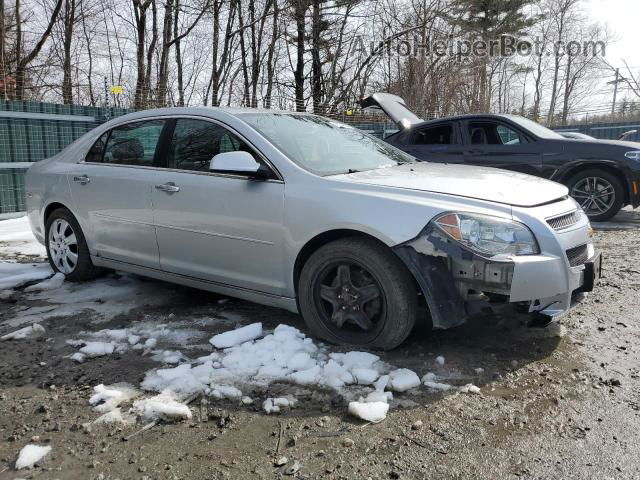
68, 119, 165, 268
463, 120, 542, 176
151, 118, 286, 295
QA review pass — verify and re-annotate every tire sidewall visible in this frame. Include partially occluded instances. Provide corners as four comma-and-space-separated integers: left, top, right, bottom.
298, 238, 416, 350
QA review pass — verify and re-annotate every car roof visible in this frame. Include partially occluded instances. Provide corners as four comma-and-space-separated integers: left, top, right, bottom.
109, 106, 313, 122
412, 113, 518, 128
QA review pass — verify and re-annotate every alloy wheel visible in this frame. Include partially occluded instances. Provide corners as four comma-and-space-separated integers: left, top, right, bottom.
314, 261, 385, 341
570, 176, 616, 217
48, 218, 79, 274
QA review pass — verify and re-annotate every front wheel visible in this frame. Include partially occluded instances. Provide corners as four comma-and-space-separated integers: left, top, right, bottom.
45, 208, 103, 282
298, 238, 417, 350
567, 169, 624, 222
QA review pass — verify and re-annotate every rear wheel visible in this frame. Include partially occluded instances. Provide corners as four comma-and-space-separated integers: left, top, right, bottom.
567, 169, 624, 222
45, 208, 103, 282
298, 237, 417, 350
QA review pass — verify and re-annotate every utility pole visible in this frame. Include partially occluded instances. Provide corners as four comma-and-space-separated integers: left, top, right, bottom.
607, 68, 627, 117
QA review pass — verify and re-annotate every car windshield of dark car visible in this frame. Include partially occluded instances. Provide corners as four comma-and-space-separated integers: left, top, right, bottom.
238, 113, 416, 176
505, 115, 566, 140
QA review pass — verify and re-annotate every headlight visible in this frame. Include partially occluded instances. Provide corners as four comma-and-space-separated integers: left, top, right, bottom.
433, 212, 540, 256
625, 151, 640, 161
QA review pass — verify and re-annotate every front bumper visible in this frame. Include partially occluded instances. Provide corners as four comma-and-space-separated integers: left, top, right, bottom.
394, 221, 600, 329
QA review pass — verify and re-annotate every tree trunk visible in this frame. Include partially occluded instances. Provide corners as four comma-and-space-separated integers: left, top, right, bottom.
311, 0, 322, 113
174, 0, 184, 106
293, 0, 306, 111
61, 0, 76, 104
263, 0, 278, 109
0, 0, 5, 97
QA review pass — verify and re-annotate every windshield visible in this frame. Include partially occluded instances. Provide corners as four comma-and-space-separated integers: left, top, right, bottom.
505, 115, 565, 140
238, 113, 416, 176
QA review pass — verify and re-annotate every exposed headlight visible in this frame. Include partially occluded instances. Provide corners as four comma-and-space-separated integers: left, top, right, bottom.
625, 151, 640, 161
433, 212, 540, 256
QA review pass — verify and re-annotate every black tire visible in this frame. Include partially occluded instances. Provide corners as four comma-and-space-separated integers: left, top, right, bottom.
45, 208, 103, 282
566, 168, 624, 222
298, 237, 417, 350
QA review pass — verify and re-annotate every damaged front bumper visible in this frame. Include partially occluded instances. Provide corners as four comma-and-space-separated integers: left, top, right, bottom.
394, 224, 601, 330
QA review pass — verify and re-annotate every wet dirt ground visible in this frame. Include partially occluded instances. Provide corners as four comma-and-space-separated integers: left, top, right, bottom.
0, 211, 639, 479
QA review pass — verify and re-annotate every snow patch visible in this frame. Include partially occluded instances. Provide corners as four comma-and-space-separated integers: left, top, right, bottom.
0, 262, 51, 290
263, 396, 297, 414
15, 444, 52, 469
24, 272, 65, 292
132, 391, 192, 421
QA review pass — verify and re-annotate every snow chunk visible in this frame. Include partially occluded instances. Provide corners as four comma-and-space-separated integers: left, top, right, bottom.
24, 272, 65, 292
15, 444, 52, 469
210, 384, 242, 399
70, 352, 85, 363
460, 383, 481, 394
1, 323, 45, 340
363, 391, 393, 403
388, 368, 421, 392
94, 408, 134, 424
89, 383, 139, 413
435, 356, 445, 366
263, 396, 297, 414
150, 349, 184, 364
79, 341, 115, 357
210, 322, 263, 349
144, 338, 157, 348
348, 401, 389, 423
351, 368, 380, 385
132, 392, 192, 421
422, 372, 454, 391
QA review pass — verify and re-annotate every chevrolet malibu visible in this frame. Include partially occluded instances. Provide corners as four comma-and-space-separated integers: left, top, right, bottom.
26, 108, 601, 350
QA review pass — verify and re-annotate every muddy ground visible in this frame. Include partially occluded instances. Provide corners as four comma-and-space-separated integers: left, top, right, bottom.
1, 211, 639, 479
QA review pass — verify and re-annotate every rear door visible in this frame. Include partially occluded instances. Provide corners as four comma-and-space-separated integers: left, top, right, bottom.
151, 117, 286, 295
462, 119, 543, 176
400, 121, 465, 163
68, 119, 164, 268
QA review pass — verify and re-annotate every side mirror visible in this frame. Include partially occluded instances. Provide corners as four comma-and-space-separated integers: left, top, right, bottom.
209, 151, 266, 178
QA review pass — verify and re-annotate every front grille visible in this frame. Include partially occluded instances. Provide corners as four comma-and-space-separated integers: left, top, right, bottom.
566, 244, 589, 267
547, 210, 581, 231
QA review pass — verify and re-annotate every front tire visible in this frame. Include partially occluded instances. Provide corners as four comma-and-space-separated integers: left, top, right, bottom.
45, 208, 103, 282
567, 169, 624, 222
298, 237, 417, 350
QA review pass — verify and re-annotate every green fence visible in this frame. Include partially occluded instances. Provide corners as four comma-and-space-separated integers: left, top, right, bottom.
1, 99, 640, 215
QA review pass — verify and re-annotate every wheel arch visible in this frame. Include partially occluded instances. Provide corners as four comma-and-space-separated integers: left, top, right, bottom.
43, 201, 71, 225
557, 161, 630, 205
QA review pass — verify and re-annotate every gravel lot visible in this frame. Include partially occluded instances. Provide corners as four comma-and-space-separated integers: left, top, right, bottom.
0, 209, 639, 479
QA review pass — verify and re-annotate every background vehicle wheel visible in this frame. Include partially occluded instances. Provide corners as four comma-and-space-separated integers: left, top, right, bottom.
45, 208, 103, 282
567, 169, 624, 222
298, 237, 417, 350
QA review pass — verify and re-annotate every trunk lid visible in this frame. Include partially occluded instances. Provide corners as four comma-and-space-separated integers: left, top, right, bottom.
358, 93, 423, 130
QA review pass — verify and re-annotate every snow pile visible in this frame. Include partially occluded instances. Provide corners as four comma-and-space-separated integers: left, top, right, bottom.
24, 273, 65, 292
348, 401, 389, 423
0, 262, 51, 290
15, 444, 52, 469
132, 391, 193, 421
422, 372, 454, 391
1, 323, 45, 340
263, 396, 297, 414
89, 383, 140, 413
0, 216, 47, 258
209, 322, 262, 348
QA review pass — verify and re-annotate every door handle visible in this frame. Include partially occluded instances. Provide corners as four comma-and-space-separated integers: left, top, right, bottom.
73, 175, 90, 184
155, 182, 180, 193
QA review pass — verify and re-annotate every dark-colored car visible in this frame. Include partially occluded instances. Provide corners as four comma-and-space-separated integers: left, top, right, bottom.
360, 93, 640, 221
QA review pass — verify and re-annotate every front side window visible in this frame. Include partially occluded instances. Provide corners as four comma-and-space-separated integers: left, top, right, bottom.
239, 113, 416, 176
468, 122, 524, 146
167, 119, 253, 172
103, 120, 165, 166
414, 124, 454, 145
85, 133, 109, 162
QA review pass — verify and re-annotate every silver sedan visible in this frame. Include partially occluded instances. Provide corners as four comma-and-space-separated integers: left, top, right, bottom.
26, 107, 601, 349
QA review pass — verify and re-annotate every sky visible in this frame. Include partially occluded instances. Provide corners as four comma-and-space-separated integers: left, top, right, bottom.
585, 0, 639, 69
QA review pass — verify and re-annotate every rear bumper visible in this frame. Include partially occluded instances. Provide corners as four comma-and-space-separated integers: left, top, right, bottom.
394, 223, 599, 329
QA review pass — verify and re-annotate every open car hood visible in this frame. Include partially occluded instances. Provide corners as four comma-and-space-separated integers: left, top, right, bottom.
335, 163, 569, 207
358, 93, 422, 130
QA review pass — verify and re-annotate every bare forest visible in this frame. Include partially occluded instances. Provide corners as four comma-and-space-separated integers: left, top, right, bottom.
0, 0, 638, 124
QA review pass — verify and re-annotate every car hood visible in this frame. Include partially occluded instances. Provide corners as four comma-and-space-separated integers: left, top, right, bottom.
333, 163, 569, 207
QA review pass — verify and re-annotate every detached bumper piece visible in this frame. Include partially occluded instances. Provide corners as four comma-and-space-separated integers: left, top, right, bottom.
394, 225, 601, 329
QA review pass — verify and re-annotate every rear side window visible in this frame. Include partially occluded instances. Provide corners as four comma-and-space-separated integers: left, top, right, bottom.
167, 119, 253, 172
414, 124, 454, 145
102, 120, 165, 166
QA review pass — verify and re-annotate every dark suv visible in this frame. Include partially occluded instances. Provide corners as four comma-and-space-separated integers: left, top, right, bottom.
360, 93, 640, 221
